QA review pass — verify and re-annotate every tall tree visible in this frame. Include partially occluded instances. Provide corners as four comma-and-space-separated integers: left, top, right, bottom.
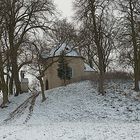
27, 40, 47, 102
74, 0, 116, 94
0, 0, 10, 107
118, 0, 140, 91
27, 39, 58, 102
2, 0, 55, 96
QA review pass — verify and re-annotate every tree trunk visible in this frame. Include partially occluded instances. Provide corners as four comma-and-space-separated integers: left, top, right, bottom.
0, 73, 9, 107
138, 51, 140, 81
38, 77, 46, 102
8, 17, 21, 96
9, 75, 14, 95
134, 66, 139, 91
12, 64, 21, 96
89, 0, 105, 95
6, 53, 11, 94
0, 44, 9, 107
64, 79, 66, 86
10, 51, 21, 96
129, 0, 139, 91
98, 67, 105, 95
1, 83, 9, 108
13, 71, 21, 96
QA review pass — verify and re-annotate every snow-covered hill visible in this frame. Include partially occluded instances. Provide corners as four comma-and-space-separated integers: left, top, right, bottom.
0, 80, 140, 140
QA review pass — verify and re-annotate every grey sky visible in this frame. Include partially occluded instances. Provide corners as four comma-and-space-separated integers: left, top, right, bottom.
54, 0, 73, 20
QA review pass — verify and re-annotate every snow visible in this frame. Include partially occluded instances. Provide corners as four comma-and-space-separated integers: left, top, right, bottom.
84, 63, 96, 72
42, 43, 80, 58
0, 80, 140, 140
0, 93, 32, 123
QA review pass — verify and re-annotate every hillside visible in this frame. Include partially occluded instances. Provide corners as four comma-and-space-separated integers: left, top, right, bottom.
0, 80, 140, 140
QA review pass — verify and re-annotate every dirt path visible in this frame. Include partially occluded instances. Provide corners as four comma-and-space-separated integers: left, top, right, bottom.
23, 93, 39, 124
3, 92, 39, 125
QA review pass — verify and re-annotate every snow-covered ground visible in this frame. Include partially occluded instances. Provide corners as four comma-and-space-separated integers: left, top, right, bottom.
0, 80, 140, 140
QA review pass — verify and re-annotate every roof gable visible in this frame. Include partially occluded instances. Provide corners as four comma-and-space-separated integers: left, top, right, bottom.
84, 63, 96, 72
42, 43, 80, 58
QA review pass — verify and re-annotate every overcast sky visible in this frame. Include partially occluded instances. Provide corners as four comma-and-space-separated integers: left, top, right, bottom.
54, 0, 73, 20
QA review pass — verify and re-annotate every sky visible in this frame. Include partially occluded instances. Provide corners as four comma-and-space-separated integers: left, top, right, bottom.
54, 0, 73, 20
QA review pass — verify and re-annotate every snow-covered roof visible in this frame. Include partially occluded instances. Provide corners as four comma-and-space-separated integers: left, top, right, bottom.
84, 63, 96, 72
42, 43, 80, 58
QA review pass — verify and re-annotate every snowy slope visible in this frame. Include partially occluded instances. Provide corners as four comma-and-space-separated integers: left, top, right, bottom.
0, 80, 140, 140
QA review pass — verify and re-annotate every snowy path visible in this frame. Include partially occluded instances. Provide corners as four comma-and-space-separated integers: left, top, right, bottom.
1, 92, 39, 125
0, 80, 140, 139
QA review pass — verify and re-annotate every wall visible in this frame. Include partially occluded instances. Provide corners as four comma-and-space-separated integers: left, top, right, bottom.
43, 56, 95, 90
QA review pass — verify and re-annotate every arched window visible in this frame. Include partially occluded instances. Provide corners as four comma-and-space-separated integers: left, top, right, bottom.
45, 79, 49, 90
68, 67, 73, 78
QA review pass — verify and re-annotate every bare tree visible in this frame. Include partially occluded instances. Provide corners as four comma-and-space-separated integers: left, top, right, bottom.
21, 19, 77, 101
73, 0, 117, 94
77, 12, 119, 72
0, 1, 10, 107
117, 0, 140, 91
2, 0, 55, 96
27, 39, 59, 102
0, 42, 10, 107
27, 40, 47, 102
47, 19, 78, 48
